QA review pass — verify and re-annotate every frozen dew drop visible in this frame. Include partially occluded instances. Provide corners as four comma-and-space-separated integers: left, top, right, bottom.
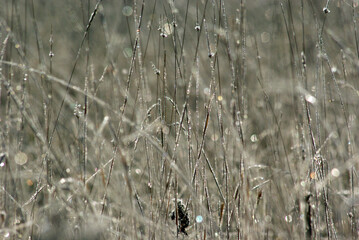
305, 94, 317, 105
285, 215, 292, 223
60, 178, 66, 184
331, 168, 340, 177
196, 215, 203, 223
217, 95, 223, 102
323, 7, 330, 14
15, 152, 28, 165
0, 162, 5, 168
250, 134, 258, 143
122, 6, 133, 16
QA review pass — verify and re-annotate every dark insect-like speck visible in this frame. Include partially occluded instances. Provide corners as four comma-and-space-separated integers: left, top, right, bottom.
170, 200, 189, 235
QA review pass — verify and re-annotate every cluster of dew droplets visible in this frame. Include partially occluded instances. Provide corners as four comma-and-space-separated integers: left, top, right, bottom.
73, 102, 83, 118
151, 62, 160, 76
157, 17, 175, 38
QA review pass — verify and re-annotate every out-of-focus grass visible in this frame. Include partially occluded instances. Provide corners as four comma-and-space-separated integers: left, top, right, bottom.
0, 0, 358, 239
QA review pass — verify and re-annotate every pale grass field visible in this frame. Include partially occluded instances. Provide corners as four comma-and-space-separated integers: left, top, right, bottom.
0, 0, 359, 239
